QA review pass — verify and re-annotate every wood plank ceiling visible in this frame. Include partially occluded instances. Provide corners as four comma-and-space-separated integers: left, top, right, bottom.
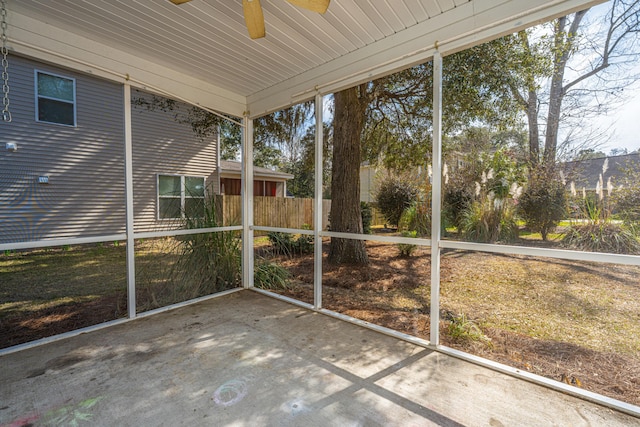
8, 0, 602, 117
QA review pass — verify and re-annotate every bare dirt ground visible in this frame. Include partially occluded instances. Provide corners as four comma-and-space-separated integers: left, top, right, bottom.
0, 294, 125, 349
274, 240, 640, 407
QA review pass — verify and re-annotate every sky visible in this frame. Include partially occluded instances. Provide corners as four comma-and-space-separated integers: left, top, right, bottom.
550, 0, 640, 156
597, 89, 640, 154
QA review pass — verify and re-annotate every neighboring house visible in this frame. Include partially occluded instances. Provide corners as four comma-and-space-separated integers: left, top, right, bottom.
0, 55, 221, 243
0, 55, 296, 244
359, 162, 378, 203
447, 151, 468, 174
563, 153, 640, 192
130, 90, 220, 230
219, 160, 292, 197
2, 55, 127, 244
359, 161, 431, 204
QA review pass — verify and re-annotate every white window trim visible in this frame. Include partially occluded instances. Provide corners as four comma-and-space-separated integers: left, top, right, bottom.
34, 69, 77, 127
157, 174, 206, 220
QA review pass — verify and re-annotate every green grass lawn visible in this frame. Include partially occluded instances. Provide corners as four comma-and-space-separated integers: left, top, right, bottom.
0, 244, 127, 320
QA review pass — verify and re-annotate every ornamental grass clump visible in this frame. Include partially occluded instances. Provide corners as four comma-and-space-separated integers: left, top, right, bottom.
398, 200, 431, 237
254, 258, 292, 290
447, 313, 491, 346
563, 160, 640, 254
165, 195, 241, 306
460, 196, 519, 243
454, 148, 524, 243
397, 230, 418, 257
460, 170, 521, 244
562, 222, 640, 254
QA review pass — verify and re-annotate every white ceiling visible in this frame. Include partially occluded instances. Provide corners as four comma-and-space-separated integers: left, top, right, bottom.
7, 0, 602, 118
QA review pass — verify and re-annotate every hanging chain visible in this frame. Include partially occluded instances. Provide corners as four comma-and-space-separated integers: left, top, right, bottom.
1, 0, 11, 122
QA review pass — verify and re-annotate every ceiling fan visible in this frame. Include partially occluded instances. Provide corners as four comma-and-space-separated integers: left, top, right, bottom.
169, 0, 330, 39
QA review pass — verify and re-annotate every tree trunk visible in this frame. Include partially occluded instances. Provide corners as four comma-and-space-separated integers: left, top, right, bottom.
328, 86, 369, 265
526, 88, 540, 166
544, 75, 564, 165
513, 30, 542, 167
543, 11, 587, 166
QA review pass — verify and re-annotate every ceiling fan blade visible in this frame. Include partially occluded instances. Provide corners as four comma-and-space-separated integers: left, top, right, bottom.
243, 0, 266, 39
169, 0, 192, 4
285, 0, 330, 14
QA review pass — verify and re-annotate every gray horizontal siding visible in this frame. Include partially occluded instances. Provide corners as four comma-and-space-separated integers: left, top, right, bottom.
0, 56, 218, 243
130, 90, 219, 233
0, 55, 126, 244
0, 57, 219, 244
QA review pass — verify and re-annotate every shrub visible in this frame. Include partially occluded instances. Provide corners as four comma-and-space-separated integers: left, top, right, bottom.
360, 201, 372, 234
443, 185, 474, 231
612, 186, 640, 224
518, 169, 567, 241
296, 234, 313, 254
397, 230, 418, 257
267, 231, 313, 257
375, 176, 418, 228
254, 258, 292, 290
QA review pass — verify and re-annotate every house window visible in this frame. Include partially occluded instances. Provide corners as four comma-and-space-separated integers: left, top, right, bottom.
35, 71, 76, 126
158, 175, 205, 219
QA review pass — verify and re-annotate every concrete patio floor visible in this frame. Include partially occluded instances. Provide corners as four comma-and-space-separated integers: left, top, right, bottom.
1, 290, 637, 426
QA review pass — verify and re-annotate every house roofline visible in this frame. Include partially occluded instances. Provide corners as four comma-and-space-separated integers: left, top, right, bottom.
219, 160, 293, 181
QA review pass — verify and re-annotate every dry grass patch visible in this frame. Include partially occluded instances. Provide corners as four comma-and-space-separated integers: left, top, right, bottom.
440, 250, 640, 356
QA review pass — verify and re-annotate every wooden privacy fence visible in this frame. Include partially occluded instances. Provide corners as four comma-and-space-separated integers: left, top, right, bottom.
218, 195, 331, 230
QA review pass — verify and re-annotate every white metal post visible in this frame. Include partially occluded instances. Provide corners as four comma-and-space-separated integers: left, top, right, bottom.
123, 82, 136, 318
216, 124, 222, 194
241, 115, 254, 289
430, 51, 443, 345
314, 93, 324, 309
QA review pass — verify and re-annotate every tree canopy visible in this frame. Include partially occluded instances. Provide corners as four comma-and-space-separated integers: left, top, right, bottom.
503, 0, 640, 165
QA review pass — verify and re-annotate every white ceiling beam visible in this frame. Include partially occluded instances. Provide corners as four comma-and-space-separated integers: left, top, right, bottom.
247, 0, 604, 117
7, 11, 247, 118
